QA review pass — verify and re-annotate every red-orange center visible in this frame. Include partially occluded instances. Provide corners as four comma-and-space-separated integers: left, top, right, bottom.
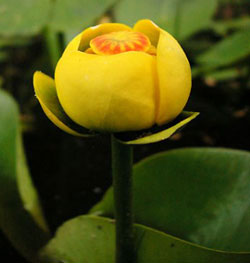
89, 31, 151, 55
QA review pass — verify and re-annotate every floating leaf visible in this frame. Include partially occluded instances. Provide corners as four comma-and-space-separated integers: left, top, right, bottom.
91, 148, 250, 252
114, 0, 217, 40
197, 29, 250, 69
0, 0, 51, 36
0, 89, 50, 262
210, 17, 250, 35
40, 215, 250, 263
50, 0, 116, 33
204, 68, 241, 81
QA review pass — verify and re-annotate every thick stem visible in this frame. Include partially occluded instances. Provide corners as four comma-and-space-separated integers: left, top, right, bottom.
111, 135, 135, 263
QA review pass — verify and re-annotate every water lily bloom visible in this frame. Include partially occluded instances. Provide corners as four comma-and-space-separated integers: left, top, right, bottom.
34, 19, 191, 134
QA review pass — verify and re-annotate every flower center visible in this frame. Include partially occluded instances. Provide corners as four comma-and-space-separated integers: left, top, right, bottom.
90, 31, 151, 55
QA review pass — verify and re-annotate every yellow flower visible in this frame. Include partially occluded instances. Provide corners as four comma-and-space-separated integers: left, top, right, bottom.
33, 19, 191, 134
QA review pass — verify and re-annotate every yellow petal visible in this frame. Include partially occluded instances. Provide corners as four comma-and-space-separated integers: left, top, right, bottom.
55, 51, 157, 132
33, 71, 93, 136
133, 19, 160, 46
77, 23, 132, 53
63, 33, 82, 55
156, 29, 191, 125
62, 24, 132, 58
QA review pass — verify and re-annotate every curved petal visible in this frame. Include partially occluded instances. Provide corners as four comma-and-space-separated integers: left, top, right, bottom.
62, 23, 132, 56
156, 29, 191, 125
33, 71, 95, 137
133, 19, 160, 47
55, 51, 157, 132
63, 24, 132, 56
63, 33, 82, 55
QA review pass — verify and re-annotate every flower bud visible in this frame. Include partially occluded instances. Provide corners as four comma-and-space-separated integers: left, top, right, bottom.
34, 20, 191, 134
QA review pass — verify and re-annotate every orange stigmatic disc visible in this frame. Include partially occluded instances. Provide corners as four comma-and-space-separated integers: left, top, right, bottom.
90, 31, 151, 55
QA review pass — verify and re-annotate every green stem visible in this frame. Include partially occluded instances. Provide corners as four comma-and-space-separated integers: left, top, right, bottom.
111, 135, 135, 263
44, 26, 61, 69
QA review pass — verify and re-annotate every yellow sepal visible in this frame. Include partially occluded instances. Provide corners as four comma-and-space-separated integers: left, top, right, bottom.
33, 71, 94, 136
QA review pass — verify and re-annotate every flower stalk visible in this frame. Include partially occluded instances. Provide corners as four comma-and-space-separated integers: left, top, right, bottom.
111, 135, 135, 263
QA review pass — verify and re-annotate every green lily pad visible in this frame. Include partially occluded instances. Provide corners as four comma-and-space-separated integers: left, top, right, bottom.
114, 111, 199, 145
210, 17, 250, 35
40, 215, 250, 263
0, 0, 51, 36
114, 0, 217, 40
197, 29, 250, 70
204, 68, 241, 81
0, 89, 50, 262
50, 0, 116, 33
91, 148, 250, 252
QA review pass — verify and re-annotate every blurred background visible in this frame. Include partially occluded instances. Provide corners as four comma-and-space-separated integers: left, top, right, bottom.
0, 0, 249, 261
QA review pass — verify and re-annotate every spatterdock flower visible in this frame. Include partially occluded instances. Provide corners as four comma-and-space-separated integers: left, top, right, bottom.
33, 19, 192, 135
